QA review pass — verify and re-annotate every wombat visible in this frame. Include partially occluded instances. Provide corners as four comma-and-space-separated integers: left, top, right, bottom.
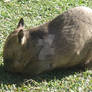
3, 6, 92, 76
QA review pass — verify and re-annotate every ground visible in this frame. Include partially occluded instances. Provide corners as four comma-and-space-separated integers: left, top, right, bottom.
0, 0, 92, 91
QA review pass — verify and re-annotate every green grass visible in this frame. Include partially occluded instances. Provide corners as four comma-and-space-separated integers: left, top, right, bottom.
0, 0, 92, 91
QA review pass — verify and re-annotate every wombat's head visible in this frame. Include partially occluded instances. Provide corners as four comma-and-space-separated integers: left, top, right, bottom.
3, 18, 41, 74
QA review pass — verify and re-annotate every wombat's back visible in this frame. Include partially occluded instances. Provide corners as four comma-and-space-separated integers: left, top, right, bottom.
47, 6, 92, 68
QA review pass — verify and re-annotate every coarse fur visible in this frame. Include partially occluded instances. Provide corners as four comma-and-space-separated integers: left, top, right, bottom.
3, 6, 92, 76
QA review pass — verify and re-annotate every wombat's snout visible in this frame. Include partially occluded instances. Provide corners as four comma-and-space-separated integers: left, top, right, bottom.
3, 58, 12, 72
4, 60, 9, 71
4, 62, 9, 72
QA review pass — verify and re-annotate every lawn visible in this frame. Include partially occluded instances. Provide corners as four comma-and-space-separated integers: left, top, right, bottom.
0, 0, 92, 91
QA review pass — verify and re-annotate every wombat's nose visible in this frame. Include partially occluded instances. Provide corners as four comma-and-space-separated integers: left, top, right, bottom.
4, 63, 8, 72
3, 58, 12, 71
3, 61, 10, 72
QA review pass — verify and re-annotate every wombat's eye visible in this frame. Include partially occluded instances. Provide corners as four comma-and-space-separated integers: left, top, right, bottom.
31, 31, 46, 39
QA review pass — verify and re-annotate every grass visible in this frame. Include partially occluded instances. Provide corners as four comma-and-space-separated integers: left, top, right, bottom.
0, 0, 92, 91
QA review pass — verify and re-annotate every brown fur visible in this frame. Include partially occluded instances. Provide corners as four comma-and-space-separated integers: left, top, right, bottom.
3, 6, 92, 76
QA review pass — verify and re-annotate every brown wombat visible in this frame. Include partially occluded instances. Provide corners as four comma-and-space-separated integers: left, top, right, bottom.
3, 6, 92, 76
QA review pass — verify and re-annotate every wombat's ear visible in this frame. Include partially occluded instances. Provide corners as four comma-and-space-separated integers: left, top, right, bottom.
18, 29, 24, 44
17, 18, 24, 28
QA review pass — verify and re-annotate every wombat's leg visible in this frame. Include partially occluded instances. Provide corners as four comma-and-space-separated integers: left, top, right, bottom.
24, 61, 54, 76
85, 59, 92, 70
36, 61, 54, 75
83, 50, 92, 70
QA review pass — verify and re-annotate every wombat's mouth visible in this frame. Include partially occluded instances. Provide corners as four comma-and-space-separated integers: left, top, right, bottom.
3, 62, 10, 72
3, 58, 13, 72
4, 62, 17, 73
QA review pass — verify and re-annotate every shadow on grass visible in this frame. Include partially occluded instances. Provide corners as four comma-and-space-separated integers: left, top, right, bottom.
0, 64, 24, 86
0, 64, 84, 87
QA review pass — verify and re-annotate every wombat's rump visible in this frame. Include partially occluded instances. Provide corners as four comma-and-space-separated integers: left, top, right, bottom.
3, 6, 92, 76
